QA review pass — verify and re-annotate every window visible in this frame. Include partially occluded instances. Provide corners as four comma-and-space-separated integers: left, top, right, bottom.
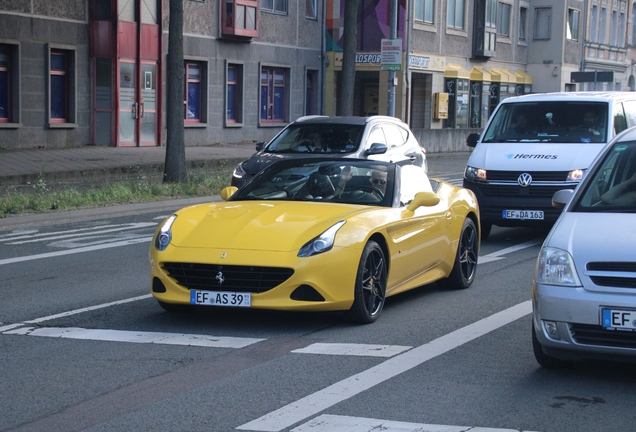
305, 69, 318, 115
221, 0, 258, 38
0, 45, 11, 123
533, 7, 551, 40
185, 62, 202, 122
619, 11, 626, 47
611, 10, 618, 45
261, 0, 287, 14
260, 66, 287, 122
227, 63, 243, 124
567, 8, 579, 40
447, 0, 464, 29
590, 5, 598, 42
414, 0, 434, 24
518, 6, 527, 41
305, 0, 316, 19
48, 47, 75, 125
497, 2, 510, 37
599, 7, 607, 44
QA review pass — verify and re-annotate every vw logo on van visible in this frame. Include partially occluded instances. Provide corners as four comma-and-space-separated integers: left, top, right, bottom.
518, 173, 533, 187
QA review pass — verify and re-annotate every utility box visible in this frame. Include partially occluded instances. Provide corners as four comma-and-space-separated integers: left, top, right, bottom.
433, 92, 449, 119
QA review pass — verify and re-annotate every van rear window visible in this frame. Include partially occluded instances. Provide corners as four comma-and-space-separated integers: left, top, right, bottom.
483, 102, 609, 144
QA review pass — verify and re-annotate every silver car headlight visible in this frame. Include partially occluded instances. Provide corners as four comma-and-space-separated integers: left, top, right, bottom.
566, 169, 585, 182
233, 161, 247, 178
298, 221, 346, 257
535, 247, 582, 287
465, 166, 486, 181
154, 214, 177, 251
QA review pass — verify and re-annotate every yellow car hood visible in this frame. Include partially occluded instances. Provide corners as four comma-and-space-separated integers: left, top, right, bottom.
170, 201, 369, 252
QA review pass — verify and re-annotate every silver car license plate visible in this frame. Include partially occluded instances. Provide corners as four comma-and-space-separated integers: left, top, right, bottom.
602, 308, 636, 330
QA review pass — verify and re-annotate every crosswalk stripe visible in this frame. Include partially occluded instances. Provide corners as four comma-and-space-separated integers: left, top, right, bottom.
3, 326, 264, 349
290, 414, 537, 432
292, 343, 412, 357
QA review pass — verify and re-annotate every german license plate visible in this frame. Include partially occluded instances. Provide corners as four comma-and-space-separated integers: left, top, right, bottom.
602, 308, 636, 330
190, 290, 251, 307
502, 210, 544, 220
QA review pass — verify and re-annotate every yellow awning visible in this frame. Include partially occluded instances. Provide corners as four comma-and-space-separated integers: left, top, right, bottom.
470, 66, 491, 81
444, 63, 471, 79
514, 70, 533, 84
490, 67, 515, 83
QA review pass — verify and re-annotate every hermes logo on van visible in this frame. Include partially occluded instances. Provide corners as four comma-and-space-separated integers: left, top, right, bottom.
506, 154, 558, 160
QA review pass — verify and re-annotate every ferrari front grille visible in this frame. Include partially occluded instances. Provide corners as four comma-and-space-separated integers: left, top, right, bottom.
162, 262, 294, 292
570, 323, 636, 349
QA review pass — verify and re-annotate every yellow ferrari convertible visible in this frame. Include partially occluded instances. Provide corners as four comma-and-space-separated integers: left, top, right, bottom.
150, 158, 480, 324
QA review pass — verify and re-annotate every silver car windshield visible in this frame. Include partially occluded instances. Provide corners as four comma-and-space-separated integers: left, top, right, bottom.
575, 141, 636, 212
265, 124, 364, 154
483, 102, 609, 144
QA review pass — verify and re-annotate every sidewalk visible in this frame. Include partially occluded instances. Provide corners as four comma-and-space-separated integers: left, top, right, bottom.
0, 144, 471, 188
0, 143, 258, 188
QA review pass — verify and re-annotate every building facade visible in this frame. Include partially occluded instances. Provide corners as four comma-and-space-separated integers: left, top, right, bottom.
0, 0, 634, 151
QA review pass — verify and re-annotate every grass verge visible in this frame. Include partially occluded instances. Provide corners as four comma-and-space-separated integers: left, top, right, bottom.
0, 168, 234, 218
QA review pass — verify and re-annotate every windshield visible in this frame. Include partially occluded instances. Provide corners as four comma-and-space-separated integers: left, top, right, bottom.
265, 124, 364, 154
483, 102, 609, 143
574, 141, 636, 213
232, 159, 395, 207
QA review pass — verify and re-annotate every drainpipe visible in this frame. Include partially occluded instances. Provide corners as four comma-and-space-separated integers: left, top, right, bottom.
404, 0, 412, 124
321, 0, 327, 115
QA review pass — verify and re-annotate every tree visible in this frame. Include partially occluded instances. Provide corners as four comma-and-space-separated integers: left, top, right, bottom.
337, 0, 359, 116
164, 0, 187, 183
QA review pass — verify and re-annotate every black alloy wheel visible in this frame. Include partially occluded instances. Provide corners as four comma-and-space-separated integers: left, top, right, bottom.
346, 240, 387, 324
439, 218, 478, 290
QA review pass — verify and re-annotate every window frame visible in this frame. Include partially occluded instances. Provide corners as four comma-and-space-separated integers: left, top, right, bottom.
518, 5, 528, 42
221, 0, 259, 38
533, 7, 551, 40
184, 61, 203, 124
414, 0, 435, 24
496, 2, 511, 38
47, 44, 76, 127
261, 0, 288, 15
567, 8, 580, 41
0, 43, 16, 125
447, 0, 465, 30
226, 61, 244, 126
259, 65, 288, 125
305, 0, 317, 19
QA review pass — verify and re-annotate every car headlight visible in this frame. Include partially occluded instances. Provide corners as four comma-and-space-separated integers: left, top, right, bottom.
567, 169, 585, 182
298, 221, 346, 257
233, 161, 247, 178
535, 247, 582, 287
154, 214, 177, 251
465, 166, 486, 181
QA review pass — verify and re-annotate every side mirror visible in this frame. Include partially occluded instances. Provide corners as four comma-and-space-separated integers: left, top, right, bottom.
220, 186, 238, 201
365, 143, 388, 155
403, 191, 441, 217
466, 133, 480, 148
552, 189, 574, 210
255, 141, 266, 151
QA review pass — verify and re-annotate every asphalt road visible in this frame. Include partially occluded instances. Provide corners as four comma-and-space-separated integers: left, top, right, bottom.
2, 169, 636, 432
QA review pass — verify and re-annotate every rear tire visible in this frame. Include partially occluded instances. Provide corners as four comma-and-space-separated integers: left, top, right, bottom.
345, 240, 387, 324
438, 218, 478, 290
532, 323, 572, 368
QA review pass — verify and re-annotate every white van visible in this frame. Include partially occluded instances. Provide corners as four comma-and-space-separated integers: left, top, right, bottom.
463, 92, 636, 238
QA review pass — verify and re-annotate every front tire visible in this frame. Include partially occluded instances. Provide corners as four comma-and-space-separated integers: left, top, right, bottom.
439, 218, 478, 290
346, 240, 387, 324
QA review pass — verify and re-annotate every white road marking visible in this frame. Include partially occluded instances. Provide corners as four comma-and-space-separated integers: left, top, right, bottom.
237, 301, 532, 432
292, 343, 412, 357
479, 239, 542, 264
291, 414, 538, 432
0, 236, 152, 266
0, 223, 156, 244
3, 327, 264, 348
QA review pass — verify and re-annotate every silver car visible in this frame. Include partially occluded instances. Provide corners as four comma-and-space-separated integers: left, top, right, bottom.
532, 126, 636, 368
231, 115, 427, 188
